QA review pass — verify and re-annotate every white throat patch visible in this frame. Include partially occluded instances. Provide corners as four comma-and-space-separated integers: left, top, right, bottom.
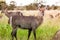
10, 16, 12, 26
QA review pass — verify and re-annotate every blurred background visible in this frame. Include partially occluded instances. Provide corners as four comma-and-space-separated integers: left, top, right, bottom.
0, 0, 60, 10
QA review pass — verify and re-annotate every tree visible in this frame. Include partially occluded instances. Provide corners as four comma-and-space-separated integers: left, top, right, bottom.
51, 5, 57, 10
0, 1, 7, 10
26, 3, 38, 10
8, 1, 16, 10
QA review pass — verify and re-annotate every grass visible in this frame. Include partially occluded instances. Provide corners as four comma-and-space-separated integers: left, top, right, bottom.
0, 12, 60, 40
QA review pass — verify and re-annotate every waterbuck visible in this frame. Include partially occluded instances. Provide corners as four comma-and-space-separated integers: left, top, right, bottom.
2, 5, 45, 40
11, 14, 44, 40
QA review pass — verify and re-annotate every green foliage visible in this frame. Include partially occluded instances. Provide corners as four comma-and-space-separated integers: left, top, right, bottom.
0, 24, 12, 40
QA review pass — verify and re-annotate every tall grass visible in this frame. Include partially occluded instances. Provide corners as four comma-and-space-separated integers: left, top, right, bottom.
0, 13, 60, 40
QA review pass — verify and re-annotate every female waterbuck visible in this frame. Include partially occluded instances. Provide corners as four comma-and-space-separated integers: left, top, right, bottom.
2, 5, 45, 40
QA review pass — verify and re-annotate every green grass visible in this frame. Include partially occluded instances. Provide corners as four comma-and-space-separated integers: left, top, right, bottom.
0, 20, 60, 40
0, 13, 60, 40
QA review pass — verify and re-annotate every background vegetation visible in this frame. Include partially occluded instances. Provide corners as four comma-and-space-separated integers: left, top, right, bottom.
0, 1, 60, 10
